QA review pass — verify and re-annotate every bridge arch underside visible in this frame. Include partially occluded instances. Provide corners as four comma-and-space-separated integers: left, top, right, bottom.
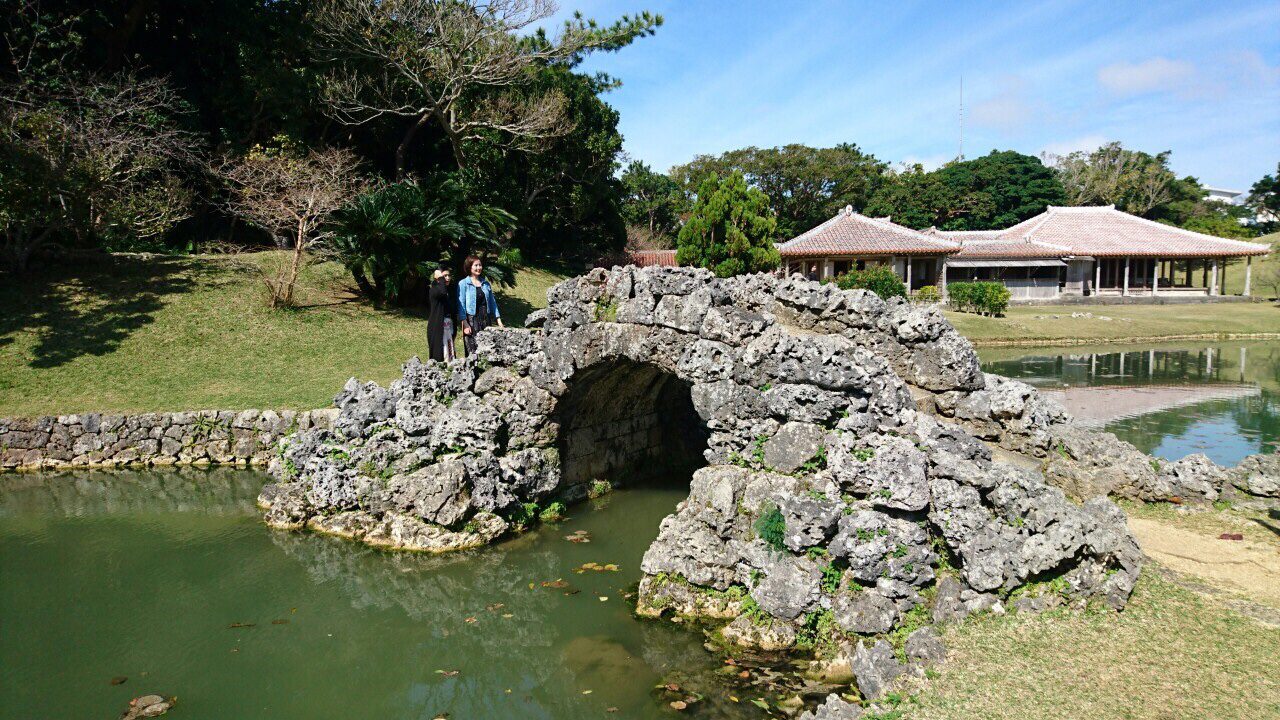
553, 358, 710, 494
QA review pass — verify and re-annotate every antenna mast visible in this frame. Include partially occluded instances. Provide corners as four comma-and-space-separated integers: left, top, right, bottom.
958, 76, 965, 161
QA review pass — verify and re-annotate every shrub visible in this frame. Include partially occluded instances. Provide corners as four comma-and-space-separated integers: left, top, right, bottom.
676, 171, 780, 277
947, 281, 1010, 316
538, 501, 567, 522
914, 285, 941, 304
835, 266, 907, 299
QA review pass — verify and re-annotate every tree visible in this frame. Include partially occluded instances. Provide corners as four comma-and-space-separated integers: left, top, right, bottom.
0, 74, 200, 270
329, 174, 516, 306
671, 144, 886, 238
620, 160, 682, 239
215, 137, 368, 307
1247, 163, 1279, 232
1046, 142, 1179, 216
932, 150, 1065, 229
863, 165, 987, 230
311, 0, 660, 176
676, 172, 779, 278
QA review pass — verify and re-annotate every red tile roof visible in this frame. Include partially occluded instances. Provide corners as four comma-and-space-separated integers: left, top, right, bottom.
993, 205, 1269, 258
926, 229, 1073, 258
628, 249, 678, 267
777, 208, 959, 257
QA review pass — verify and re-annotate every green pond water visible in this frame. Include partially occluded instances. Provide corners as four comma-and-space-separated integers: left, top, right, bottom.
978, 339, 1280, 466
0, 468, 769, 720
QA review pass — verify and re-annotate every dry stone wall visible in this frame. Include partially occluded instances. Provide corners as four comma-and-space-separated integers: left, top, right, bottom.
0, 409, 336, 470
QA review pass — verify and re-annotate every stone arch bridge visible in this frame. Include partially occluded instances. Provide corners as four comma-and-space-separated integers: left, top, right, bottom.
261, 265, 1244, 687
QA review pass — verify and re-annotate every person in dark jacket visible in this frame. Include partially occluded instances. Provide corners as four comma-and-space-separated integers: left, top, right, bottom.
426, 268, 457, 362
458, 255, 503, 357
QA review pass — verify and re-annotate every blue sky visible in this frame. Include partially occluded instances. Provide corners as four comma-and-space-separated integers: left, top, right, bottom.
549, 0, 1280, 191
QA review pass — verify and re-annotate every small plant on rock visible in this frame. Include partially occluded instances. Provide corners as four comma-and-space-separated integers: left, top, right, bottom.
754, 503, 787, 552
538, 501, 567, 522
589, 479, 612, 498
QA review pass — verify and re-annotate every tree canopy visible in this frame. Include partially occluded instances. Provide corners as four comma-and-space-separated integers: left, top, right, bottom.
671, 144, 886, 238
0, 0, 661, 269
864, 151, 1064, 230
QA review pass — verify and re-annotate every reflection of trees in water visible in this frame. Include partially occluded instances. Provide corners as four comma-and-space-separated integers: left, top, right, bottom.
1231, 391, 1280, 452
0, 466, 267, 518
268, 528, 739, 719
981, 341, 1280, 391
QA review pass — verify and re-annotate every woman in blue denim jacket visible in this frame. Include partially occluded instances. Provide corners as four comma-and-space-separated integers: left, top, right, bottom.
458, 255, 503, 357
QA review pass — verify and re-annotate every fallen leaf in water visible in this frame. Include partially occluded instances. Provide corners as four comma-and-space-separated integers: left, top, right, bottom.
738, 670, 750, 679
750, 698, 769, 710
606, 708, 618, 713
109, 676, 127, 686
541, 579, 570, 589
1219, 533, 1244, 541
435, 669, 460, 677
464, 617, 477, 624
665, 683, 681, 692
230, 648, 239, 653
486, 603, 505, 611
724, 658, 736, 665
271, 619, 289, 625
670, 700, 687, 710
729, 696, 739, 703
598, 596, 609, 602
565, 530, 592, 543
227, 622, 255, 629
501, 613, 513, 618
564, 589, 580, 596
581, 689, 592, 695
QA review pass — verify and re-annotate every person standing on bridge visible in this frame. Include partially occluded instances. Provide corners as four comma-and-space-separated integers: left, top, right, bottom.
426, 268, 457, 362
458, 255, 503, 357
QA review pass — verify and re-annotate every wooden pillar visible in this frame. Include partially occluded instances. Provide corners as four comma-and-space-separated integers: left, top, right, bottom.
1122, 257, 1130, 297
1210, 258, 1219, 296
1185, 260, 1192, 288
1152, 257, 1160, 296
1245, 256, 1253, 297
1094, 260, 1101, 296
905, 255, 913, 291
1202, 260, 1208, 290
939, 258, 948, 298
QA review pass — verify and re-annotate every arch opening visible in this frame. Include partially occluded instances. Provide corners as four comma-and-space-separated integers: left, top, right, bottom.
554, 359, 710, 494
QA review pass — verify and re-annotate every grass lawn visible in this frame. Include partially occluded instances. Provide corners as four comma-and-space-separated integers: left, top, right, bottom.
906, 568, 1280, 720
945, 301, 1280, 346
0, 251, 571, 417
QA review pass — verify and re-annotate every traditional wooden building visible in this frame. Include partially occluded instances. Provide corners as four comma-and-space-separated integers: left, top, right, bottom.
929, 205, 1269, 299
775, 206, 959, 291
776, 204, 1270, 301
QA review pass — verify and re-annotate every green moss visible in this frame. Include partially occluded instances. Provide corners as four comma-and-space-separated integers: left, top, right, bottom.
852, 447, 875, 462
593, 295, 618, 322
796, 609, 841, 652
887, 603, 932, 662
798, 445, 828, 474
588, 479, 612, 498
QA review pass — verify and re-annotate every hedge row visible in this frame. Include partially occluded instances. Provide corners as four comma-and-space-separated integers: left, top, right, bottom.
947, 281, 1011, 316
834, 267, 907, 299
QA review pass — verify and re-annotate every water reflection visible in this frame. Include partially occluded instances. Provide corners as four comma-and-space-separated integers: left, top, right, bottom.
979, 341, 1280, 466
0, 470, 759, 720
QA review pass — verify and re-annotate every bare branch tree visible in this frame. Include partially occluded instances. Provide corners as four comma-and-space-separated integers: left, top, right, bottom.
1044, 142, 1176, 215
311, 0, 659, 175
215, 142, 369, 307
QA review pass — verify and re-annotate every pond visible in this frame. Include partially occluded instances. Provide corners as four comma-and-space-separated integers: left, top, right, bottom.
0, 468, 769, 719
978, 339, 1280, 466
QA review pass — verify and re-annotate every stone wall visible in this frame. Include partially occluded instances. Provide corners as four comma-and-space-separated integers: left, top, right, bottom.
0, 409, 336, 471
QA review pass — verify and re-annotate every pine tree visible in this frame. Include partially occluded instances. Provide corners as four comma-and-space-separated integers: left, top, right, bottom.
676, 172, 779, 277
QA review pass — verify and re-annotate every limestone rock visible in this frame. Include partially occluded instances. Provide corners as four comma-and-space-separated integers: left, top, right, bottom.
904, 626, 945, 665
851, 639, 902, 701
799, 694, 864, 720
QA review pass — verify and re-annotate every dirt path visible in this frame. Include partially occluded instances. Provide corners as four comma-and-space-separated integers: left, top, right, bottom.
1128, 517, 1280, 608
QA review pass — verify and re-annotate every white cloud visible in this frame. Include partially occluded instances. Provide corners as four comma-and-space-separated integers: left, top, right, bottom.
969, 76, 1041, 133
1097, 57, 1195, 96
